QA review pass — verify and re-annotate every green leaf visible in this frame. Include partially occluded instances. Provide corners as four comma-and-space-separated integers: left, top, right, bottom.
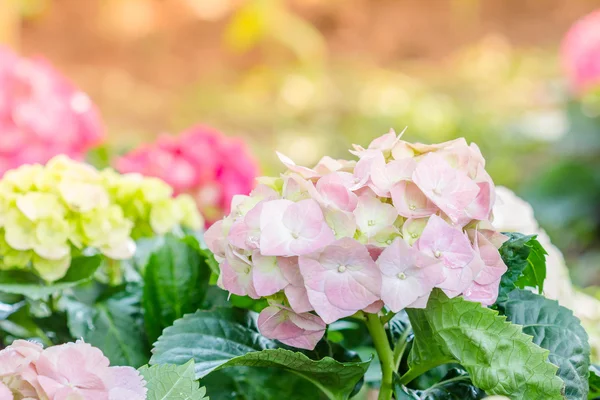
214, 348, 369, 400
394, 368, 485, 400
150, 308, 369, 400
139, 360, 209, 400
589, 365, 600, 399
406, 290, 564, 399
142, 234, 211, 344
150, 308, 276, 377
514, 238, 547, 294
0, 255, 102, 300
496, 233, 546, 304
66, 287, 149, 367
181, 233, 220, 276
502, 289, 590, 400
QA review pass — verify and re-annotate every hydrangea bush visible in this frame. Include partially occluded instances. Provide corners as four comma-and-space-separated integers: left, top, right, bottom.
0, 47, 103, 176
0, 155, 202, 282
205, 130, 505, 348
117, 124, 258, 225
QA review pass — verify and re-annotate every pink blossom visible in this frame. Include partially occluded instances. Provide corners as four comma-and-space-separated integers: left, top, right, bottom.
279, 256, 313, 313
299, 238, 381, 323
259, 199, 335, 256
353, 195, 397, 240
416, 215, 475, 297
251, 253, 289, 297
561, 10, 600, 94
0, 47, 103, 176
413, 153, 480, 223
218, 247, 259, 299
378, 238, 444, 312
390, 180, 438, 219
117, 125, 259, 225
0, 341, 146, 400
258, 305, 326, 350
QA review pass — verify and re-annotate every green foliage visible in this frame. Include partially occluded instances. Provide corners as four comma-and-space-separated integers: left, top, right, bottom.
139, 360, 209, 400
496, 233, 546, 304
394, 369, 485, 400
589, 366, 600, 399
406, 290, 564, 399
502, 289, 590, 400
65, 286, 149, 367
0, 255, 101, 300
142, 234, 211, 344
150, 308, 369, 400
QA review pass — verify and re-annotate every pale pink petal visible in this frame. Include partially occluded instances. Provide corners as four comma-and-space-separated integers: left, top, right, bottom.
258, 306, 325, 350
279, 257, 313, 313
105, 367, 147, 400
353, 195, 398, 239
277, 152, 320, 179
260, 199, 334, 257
299, 238, 381, 323
412, 153, 480, 223
390, 181, 438, 218
251, 252, 289, 297
463, 278, 501, 306
363, 300, 384, 313
0, 382, 12, 400
416, 215, 474, 269
401, 218, 429, 246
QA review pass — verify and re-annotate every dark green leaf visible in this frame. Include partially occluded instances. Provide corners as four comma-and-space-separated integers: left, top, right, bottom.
181, 232, 220, 276
214, 348, 370, 400
589, 365, 600, 400
502, 289, 590, 400
407, 290, 564, 399
142, 234, 211, 344
150, 308, 369, 400
139, 360, 208, 400
497, 233, 546, 304
66, 286, 149, 367
0, 256, 102, 300
150, 308, 276, 377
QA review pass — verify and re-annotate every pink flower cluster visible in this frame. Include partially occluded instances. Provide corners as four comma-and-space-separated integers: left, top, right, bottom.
0, 46, 103, 176
206, 130, 508, 350
116, 125, 259, 225
561, 9, 600, 94
0, 340, 146, 400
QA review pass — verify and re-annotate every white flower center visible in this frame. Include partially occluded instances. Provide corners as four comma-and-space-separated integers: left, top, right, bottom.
338, 265, 347, 273
291, 232, 299, 239
434, 250, 441, 258
386, 239, 392, 245
367, 220, 376, 227
409, 204, 416, 211
397, 272, 407, 280
432, 187, 442, 196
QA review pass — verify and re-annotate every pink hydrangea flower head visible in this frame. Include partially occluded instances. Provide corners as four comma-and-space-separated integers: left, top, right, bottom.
258, 305, 326, 349
208, 129, 509, 347
117, 124, 259, 225
0, 46, 103, 176
561, 10, 600, 94
0, 340, 146, 400
299, 237, 381, 323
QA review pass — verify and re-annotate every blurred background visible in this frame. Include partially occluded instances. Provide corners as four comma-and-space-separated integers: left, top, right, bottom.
2, 0, 600, 291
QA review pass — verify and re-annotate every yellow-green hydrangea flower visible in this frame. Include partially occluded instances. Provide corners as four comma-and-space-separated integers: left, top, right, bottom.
0, 155, 204, 282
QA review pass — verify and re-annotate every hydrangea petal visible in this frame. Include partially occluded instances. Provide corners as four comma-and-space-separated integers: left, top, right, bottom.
251, 252, 289, 297
258, 305, 325, 350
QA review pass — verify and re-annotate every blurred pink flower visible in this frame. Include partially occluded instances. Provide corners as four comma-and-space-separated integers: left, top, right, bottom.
0, 46, 103, 175
117, 125, 259, 225
0, 340, 146, 400
562, 10, 600, 94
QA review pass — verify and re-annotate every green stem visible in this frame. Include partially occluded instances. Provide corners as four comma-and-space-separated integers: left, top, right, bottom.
365, 313, 395, 400
106, 259, 123, 286
398, 358, 457, 385
392, 328, 411, 370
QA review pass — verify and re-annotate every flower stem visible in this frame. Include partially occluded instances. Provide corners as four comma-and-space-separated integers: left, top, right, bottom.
398, 358, 457, 385
106, 259, 123, 286
365, 313, 395, 400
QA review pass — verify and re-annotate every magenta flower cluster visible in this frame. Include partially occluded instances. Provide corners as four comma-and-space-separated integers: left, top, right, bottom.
116, 125, 259, 225
0, 47, 103, 176
0, 340, 146, 400
562, 9, 600, 94
205, 130, 508, 350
